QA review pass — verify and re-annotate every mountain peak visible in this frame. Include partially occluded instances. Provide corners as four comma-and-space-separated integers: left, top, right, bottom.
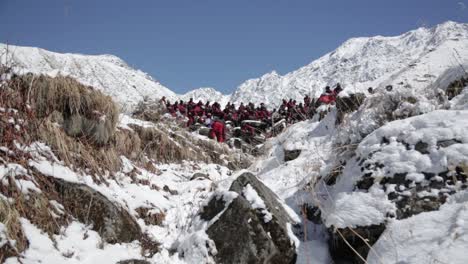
229, 21, 468, 107
1, 43, 176, 112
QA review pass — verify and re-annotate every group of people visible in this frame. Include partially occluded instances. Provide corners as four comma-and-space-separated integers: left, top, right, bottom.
159, 84, 343, 143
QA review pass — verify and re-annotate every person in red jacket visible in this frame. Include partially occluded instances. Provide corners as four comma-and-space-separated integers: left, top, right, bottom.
304, 95, 311, 107
209, 120, 226, 143
193, 102, 204, 116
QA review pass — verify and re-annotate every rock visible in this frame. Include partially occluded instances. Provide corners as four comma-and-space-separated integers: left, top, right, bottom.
201, 172, 297, 264
190, 173, 210, 181
163, 185, 178, 195
437, 139, 461, 148
328, 224, 386, 264
415, 141, 429, 154
284, 149, 301, 162
116, 260, 150, 264
302, 204, 322, 224
49, 177, 142, 243
198, 127, 211, 137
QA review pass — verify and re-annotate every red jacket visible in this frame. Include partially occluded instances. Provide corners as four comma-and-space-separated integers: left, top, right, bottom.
319, 94, 336, 104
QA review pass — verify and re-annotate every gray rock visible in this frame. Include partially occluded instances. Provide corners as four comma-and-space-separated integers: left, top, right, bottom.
116, 260, 150, 264
190, 173, 210, 181
437, 139, 461, 148
415, 141, 429, 154
50, 177, 142, 243
328, 224, 386, 264
284, 149, 301, 162
202, 172, 297, 264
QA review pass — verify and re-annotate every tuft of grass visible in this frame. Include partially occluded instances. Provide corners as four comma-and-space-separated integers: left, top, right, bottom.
10, 73, 118, 146
0, 197, 28, 262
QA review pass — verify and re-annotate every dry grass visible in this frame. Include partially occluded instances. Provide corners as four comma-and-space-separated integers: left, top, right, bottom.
10, 73, 118, 146
0, 172, 67, 237
0, 198, 28, 261
35, 117, 121, 180
135, 207, 166, 226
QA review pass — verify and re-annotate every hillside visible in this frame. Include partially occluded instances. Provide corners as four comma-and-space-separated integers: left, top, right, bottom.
0, 43, 177, 111
1, 21, 468, 264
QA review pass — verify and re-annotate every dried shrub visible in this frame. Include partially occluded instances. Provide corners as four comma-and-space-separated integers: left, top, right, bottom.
135, 207, 166, 226
0, 197, 28, 261
9, 73, 118, 146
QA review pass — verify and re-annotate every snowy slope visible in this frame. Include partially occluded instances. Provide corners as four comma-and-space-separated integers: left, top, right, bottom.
0, 43, 177, 111
180, 87, 230, 106
230, 21, 468, 107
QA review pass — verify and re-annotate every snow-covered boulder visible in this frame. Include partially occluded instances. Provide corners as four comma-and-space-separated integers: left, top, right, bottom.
367, 191, 468, 264
200, 172, 299, 264
321, 110, 468, 263
47, 177, 143, 244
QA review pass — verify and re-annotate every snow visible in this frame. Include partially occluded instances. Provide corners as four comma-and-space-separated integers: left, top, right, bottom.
359, 110, 468, 176
243, 184, 273, 223
5, 22, 467, 112
322, 186, 396, 228
0, 163, 41, 194
180, 87, 230, 107
229, 21, 468, 108
5, 219, 143, 264
6, 139, 235, 264
118, 114, 157, 130
367, 191, 468, 264
2, 21, 468, 264
0, 43, 176, 112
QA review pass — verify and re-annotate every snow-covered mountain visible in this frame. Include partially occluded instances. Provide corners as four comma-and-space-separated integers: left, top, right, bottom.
230, 21, 468, 107
180, 87, 230, 106
0, 43, 177, 111
2, 21, 468, 110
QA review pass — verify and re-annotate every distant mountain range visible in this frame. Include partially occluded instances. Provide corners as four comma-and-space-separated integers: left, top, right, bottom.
2, 21, 468, 109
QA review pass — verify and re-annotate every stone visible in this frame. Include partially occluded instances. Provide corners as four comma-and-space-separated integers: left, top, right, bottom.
201, 172, 297, 264
415, 141, 429, 154
117, 260, 150, 264
284, 149, 301, 162
328, 224, 386, 264
50, 177, 142, 244
190, 173, 210, 181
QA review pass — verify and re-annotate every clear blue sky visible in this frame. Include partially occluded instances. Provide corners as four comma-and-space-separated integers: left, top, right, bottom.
1, 0, 467, 94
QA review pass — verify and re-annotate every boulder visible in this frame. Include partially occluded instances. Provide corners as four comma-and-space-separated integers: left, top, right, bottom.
284, 149, 301, 162
190, 173, 210, 181
328, 224, 386, 264
50, 177, 142, 243
201, 172, 297, 264
116, 260, 150, 264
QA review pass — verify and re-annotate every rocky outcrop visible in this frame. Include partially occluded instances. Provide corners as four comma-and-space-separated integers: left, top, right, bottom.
284, 149, 301, 162
190, 173, 210, 181
49, 177, 142, 243
117, 260, 151, 264
325, 111, 468, 263
201, 172, 298, 264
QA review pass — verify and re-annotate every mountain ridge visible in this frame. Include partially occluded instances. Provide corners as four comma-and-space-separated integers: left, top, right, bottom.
2, 21, 468, 109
